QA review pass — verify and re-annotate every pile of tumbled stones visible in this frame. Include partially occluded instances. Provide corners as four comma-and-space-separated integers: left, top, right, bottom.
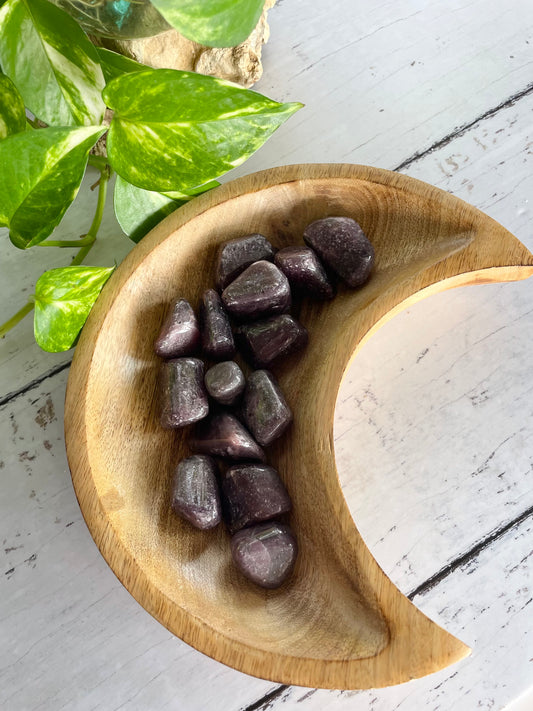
155, 216, 375, 589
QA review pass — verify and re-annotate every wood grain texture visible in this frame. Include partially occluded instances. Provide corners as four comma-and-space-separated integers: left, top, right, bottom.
64, 164, 533, 689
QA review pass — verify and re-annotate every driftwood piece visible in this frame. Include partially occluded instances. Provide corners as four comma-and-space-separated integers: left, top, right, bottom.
96, 0, 276, 88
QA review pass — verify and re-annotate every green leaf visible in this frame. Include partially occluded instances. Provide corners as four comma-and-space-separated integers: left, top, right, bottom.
0, 125, 106, 248
34, 265, 114, 352
96, 47, 146, 84
150, 0, 264, 48
114, 175, 219, 243
103, 68, 302, 192
0, 0, 106, 126
0, 73, 26, 138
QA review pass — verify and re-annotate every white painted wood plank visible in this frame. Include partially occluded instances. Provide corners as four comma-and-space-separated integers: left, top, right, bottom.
232, 0, 533, 175
0, 375, 275, 711
266, 513, 533, 710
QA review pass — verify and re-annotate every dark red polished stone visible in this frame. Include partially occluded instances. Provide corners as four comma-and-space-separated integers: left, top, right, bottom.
303, 216, 374, 287
154, 298, 200, 358
231, 521, 298, 588
204, 360, 245, 406
216, 233, 276, 290
200, 289, 235, 360
274, 245, 334, 299
242, 370, 292, 446
189, 412, 265, 462
221, 463, 291, 534
159, 358, 208, 428
235, 314, 308, 368
171, 455, 221, 529
221, 260, 291, 322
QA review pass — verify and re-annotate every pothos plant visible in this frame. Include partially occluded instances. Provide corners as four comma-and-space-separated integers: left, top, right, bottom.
0, 0, 301, 352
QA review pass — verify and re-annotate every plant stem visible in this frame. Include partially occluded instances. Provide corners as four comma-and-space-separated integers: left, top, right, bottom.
71, 164, 111, 267
37, 235, 96, 248
26, 115, 39, 129
0, 300, 34, 339
88, 154, 109, 171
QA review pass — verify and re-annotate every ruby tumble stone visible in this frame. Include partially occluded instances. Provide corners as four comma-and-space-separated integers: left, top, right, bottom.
242, 370, 292, 446
159, 358, 208, 428
200, 289, 235, 360
231, 522, 298, 588
154, 298, 200, 358
274, 246, 334, 299
303, 216, 375, 287
221, 463, 291, 534
204, 361, 245, 406
235, 314, 308, 368
171, 455, 221, 529
216, 234, 276, 290
221, 260, 291, 322
190, 412, 265, 462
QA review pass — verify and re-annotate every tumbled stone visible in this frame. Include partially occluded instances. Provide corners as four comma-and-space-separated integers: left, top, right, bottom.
221, 463, 291, 534
154, 298, 200, 358
204, 361, 245, 406
190, 412, 265, 462
200, 289, 235, 360
231, 521, 298, 588
159, 358, 208, 429
235, 314, 308, 368
171, 455, 221, 529
216, 233, 276, 290
303, 216, 375, 287
274, 246, 334, 299
221, 260, 291, 322
242, 370, 292, 446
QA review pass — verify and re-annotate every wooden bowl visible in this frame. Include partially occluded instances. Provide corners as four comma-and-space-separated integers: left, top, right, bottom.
64, 164, 533, 689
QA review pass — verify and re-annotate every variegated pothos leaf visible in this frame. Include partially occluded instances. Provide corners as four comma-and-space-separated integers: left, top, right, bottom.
34, 265, 114, 352
103, 68, 302, 192
0, 125, 106, 248
0, 0, 106, 126
150, 0, 264, 48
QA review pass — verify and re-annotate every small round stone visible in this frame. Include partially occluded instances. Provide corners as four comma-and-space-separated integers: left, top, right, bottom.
235, 314, 308, 368
200, 289, 235, 360
190, 412, 265, 462
242, 370, 292, 446
159, 358, 208, 429
171, 455, 221, 529
204, 361, 245, 406
303, 216, 374, 287
231, 522, 298, 589
274, 246, 334, 299
154, 298, 200, 358
216, 233, 276, 290
221, 260, 291, 321
221, 463, 291, 534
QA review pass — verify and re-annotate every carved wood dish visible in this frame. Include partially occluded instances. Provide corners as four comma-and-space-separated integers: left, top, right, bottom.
64, 164, 533, 689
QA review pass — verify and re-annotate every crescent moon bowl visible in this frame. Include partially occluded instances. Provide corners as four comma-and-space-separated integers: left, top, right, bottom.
64, 164, 533, 689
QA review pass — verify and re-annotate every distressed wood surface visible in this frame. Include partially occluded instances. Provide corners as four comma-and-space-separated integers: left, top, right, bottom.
1, 0, 532, 708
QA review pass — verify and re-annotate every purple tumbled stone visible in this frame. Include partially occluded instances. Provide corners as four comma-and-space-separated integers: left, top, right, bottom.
216, 234, 276, 290
159, 358, 208, 428
231, 522, 298, 589
190, 412, 265, 462
303, 216, 375, 287
221, 261, 291, 322
154, 298, 200, 358
171, 455, 221, 529
242, 370, 292, 446
200, 289, 235, 360
274, 246, 334, 299
221, 463, 291, 534
235, 314, 308, 368
204, 361, 245, 406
